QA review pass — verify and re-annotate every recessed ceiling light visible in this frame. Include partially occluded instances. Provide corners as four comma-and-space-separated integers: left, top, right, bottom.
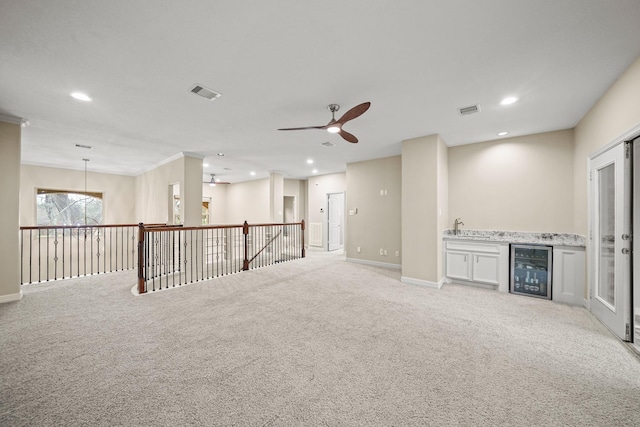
250, 171, 256, 176
71, 92, 92, 102
307, 159, 314, 164
312, 169, 318, 174
203, 163, 209, 167
217, 153, 225, 156
497, 131, 509, 136
500, 96, 518, 105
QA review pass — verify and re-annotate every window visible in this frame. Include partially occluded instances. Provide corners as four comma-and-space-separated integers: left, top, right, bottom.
36, 189, 103, 226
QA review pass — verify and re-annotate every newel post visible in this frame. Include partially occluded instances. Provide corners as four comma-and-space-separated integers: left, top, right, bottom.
242, 221, 249, 271
301, 219, 305, 258
137, 223, 146, 294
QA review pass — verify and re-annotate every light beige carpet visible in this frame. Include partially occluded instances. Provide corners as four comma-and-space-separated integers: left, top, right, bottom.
1, 250, 639, 426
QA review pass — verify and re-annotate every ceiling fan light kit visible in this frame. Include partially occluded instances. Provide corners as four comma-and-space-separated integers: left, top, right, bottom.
278, 101, 371, 143
205, 174, 230, 186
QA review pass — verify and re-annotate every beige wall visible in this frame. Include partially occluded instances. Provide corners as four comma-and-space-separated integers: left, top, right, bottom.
224, 178, 270, 223
574, 56, 640, 235
182, 156, 203, 226
20, 164, 136, 226
436, 136, 449, 279
401, 135, 447, 283
346, 156, 401, 265
307, 173, 346, 248
202, 183, 228, 224
0, 121, 22, 302
135, 156, 185, 224
448, 129, 575, 233
270, 173, 284, 223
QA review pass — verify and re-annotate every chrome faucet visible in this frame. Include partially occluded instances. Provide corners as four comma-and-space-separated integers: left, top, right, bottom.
454, 218, 464, 235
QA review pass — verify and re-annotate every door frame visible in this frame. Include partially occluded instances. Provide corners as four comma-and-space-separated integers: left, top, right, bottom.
326, 191, 345, 251
587, 123, 640, 341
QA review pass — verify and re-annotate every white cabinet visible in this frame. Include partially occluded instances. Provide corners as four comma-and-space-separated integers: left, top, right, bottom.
445, 251, 471, 281
552, 246, 586, 306
472, 253, 501, 285
444, 240, 509, 292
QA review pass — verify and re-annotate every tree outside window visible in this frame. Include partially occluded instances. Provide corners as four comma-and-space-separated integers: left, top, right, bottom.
36, 189, 103, 226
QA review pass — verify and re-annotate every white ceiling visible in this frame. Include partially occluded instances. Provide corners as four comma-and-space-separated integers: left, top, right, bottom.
2, 1, 640, 183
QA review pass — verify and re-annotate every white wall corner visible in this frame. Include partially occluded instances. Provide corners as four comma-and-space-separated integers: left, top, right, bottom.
0, 290, 23, 304
401, 276, 444, 289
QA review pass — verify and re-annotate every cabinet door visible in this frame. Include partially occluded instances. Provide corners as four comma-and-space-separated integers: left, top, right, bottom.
472, 253, 500, 285
446, 251, 471, 281
552, 248, 585, 305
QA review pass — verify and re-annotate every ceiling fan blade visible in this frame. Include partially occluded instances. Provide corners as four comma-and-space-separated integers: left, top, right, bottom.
277, 126, 326, 131
339, 129, 358, 143
336, 102, 371, 124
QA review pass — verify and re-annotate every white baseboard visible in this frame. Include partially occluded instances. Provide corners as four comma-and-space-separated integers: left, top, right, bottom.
346, 258, 401, 270
401, 276, 444, 289
0, 291, 23, 304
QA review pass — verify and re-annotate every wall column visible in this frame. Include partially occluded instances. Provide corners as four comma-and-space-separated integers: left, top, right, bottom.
401, 134, 448, 287
182, 154, 204, 227
270, 172, 284, 223
0, 120, 23, 303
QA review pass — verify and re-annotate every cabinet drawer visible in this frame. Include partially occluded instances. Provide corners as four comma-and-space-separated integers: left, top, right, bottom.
445, 240, 501, 254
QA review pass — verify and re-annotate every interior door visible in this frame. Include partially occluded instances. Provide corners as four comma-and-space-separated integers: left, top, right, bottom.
590, 142, 632, 340
327, 192, 344, 251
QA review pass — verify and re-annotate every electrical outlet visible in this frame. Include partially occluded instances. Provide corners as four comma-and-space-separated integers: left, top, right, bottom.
383, 250, 387, 256
396, 251, 400, 257
379, 248, 384, 255
357, 246, 361, 253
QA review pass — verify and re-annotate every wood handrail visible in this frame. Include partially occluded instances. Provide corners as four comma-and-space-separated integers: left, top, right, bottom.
143, 224, 241, 232
20, 223, 166, 230
143, 222, 303, 232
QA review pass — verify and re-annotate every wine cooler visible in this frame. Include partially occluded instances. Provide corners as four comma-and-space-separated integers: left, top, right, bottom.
510, 244, 552, 299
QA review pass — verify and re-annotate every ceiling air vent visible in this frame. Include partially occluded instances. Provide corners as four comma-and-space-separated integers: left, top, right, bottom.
190, 84, 221, 101
321, 141, 336, 147
458, 104, 480, 116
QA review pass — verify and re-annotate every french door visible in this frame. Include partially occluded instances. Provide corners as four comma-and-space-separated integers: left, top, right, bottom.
590, 141, 632, 341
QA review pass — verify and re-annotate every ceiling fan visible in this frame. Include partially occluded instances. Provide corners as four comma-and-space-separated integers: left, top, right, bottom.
278, 101, 371, 143
204, 174, 230, 186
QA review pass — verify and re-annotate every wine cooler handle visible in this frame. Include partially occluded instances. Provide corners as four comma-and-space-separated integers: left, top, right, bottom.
622, 248, 630, 254
622, 234, 631, 240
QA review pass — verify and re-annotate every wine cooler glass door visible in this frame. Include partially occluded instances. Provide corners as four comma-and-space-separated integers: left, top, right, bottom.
511, 245, 552, 299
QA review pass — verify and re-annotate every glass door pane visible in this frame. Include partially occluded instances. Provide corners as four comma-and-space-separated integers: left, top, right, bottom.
597, 163, 616, 307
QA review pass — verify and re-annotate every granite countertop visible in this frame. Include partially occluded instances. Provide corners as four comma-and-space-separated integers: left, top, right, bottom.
443, 229, 586, 247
